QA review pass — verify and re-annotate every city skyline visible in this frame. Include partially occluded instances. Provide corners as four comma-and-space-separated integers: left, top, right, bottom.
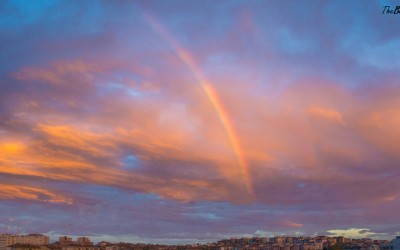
0, 233, 397, 245
0, 0, 400, 244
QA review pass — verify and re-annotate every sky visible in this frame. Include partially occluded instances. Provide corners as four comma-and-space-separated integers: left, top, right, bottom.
0, 0, 400, 244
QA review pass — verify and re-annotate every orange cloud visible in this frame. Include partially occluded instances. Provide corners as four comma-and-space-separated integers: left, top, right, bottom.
4, 59, 400, 206
283, 221, 304, 228
0, 184, 73, 204
37, 124, 118, 158
358, 109, 400, 156
0, 122, 243, 203
308, 106, 345, 124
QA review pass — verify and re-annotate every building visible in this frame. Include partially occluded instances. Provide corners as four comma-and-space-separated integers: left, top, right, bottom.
0, 235, 49, 250
380, 236, 400, 250
59, 237, 73, 246
77, 238, 92, 246
272, 237, 285, 245
18, 235, 49, 246
393, 237, 400, 250
57, 236, 97, 250
9, 245, 50, 250
1, 234, 14, 250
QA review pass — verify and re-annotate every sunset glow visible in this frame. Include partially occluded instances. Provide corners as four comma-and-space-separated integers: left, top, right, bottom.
0, 0, 399, 244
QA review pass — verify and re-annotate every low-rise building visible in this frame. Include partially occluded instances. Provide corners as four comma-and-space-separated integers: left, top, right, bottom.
0, 234, 49, 250
59, 237, 73, 246
9, 244, 50, 250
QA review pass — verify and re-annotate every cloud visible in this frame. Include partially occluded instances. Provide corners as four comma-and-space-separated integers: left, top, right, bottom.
283, 221, 304, 228
0, 0, 399, 242
0, 184, 72, 204
308, 106, 345, 125
327, 228, 387, 239
2, 43, 400, 229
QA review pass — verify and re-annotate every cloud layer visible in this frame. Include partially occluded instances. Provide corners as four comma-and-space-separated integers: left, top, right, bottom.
0, 0, 399, 243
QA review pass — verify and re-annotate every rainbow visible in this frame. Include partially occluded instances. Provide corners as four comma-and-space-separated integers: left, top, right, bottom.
144, 14, 253, 195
